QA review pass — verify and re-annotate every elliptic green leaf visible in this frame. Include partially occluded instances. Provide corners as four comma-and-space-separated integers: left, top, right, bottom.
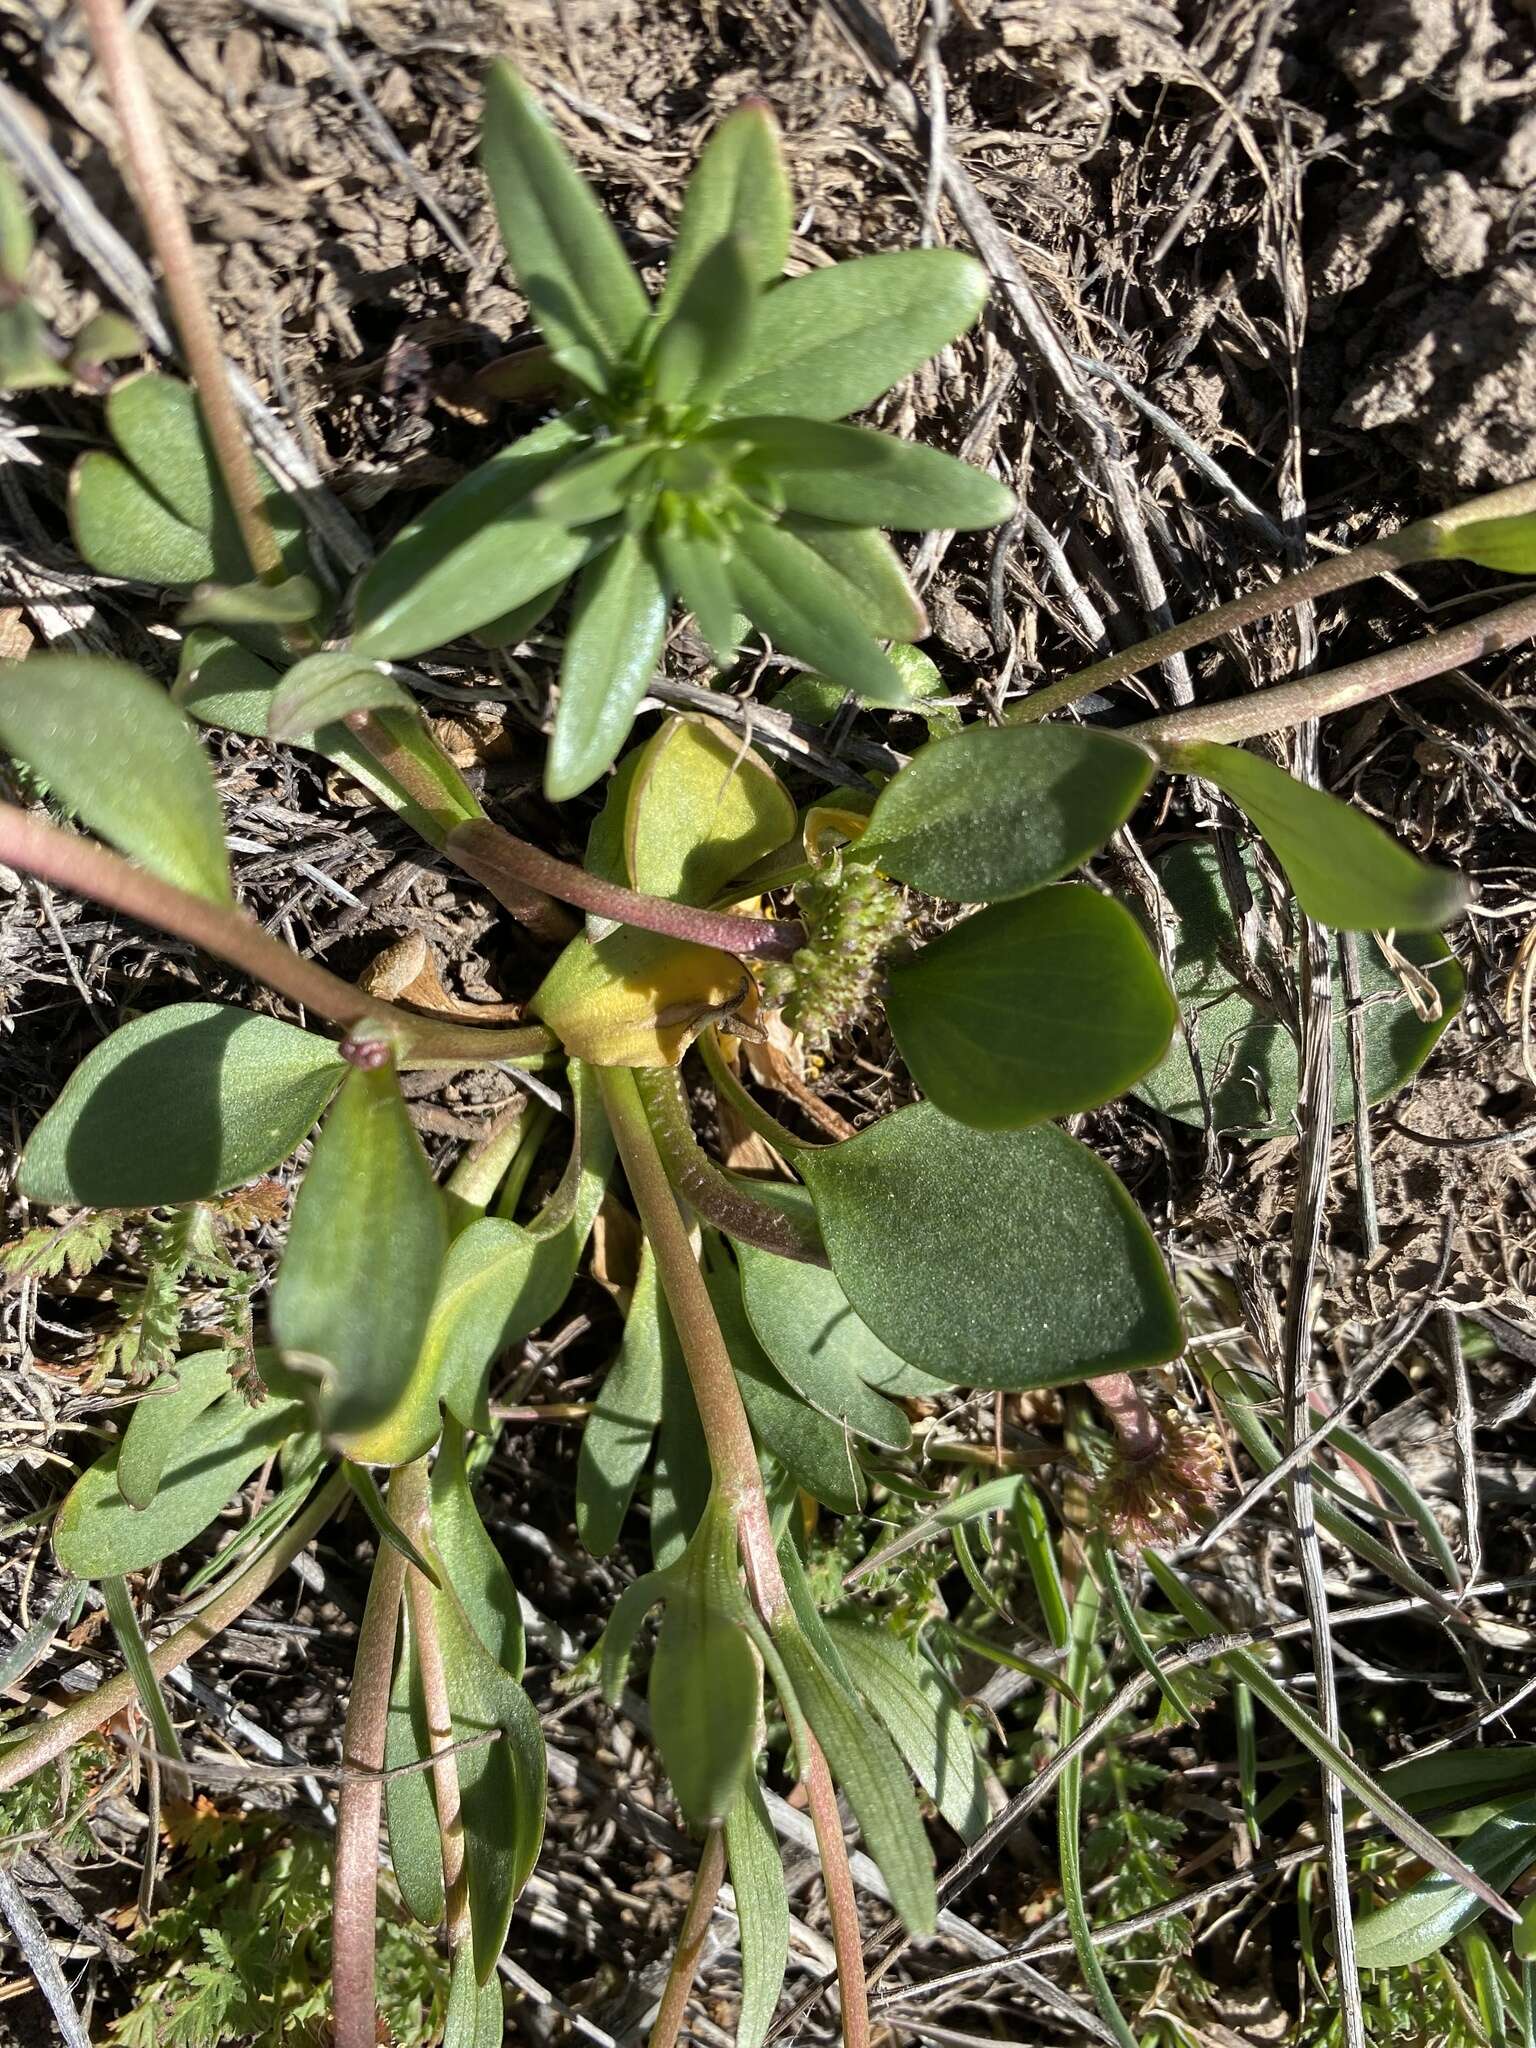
0, 654, 231, 903
577, 1241, 671, 1556
70, 451, 216, 583
625, 713, 796, 907
428, 1566, 547, 1984
728, 516, 909, 704
267, 650, 411, 743
862, 723, 1154, 903
649, 1507, 760, 1828
20, 1002, 344, 1208
1173, 740, 1467, 932
736, 1231, 950, 1451
117, 1351, 235, 1511
716, 248, 988, 421
270, 1060, 448, 1450
884, 886, 1178, 1127
1133, 841, 1464, 1133
181, 574, 320, 630
662, 102, 792, 307
532, 440, 657, 527
648, 234, 758, 407
480, 61, 649, 389
704, 1244, 865, 1513
796, 1104, 1183, 1390
432, 1427, 525, 1682
173, 629, 281, 736
724, 1774, 790, 2048
653, 1337, 711, 1567
53, 1385, 303, 1577
780, 518, 927, 642
352, 416, 589, 661
446, 1946, 504, 2048
656, 520, 741, 667
547, 530, 668, 801
769, 1616, 937, 1935
0, 300, 69, 389
824, 1617, 989, 1843
716, 416, 1015, 531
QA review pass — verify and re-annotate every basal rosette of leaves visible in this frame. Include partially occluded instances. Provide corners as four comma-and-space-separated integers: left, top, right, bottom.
348, 65, 1015, 798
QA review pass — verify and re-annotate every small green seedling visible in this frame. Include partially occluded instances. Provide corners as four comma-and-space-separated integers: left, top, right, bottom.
3, 40, 1536, 2048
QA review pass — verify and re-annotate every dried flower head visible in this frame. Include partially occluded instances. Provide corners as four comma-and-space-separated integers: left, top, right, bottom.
1095, 1415, 1227, 1553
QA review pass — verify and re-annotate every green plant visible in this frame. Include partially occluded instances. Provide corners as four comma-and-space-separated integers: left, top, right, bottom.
2, 12, 1535, 2048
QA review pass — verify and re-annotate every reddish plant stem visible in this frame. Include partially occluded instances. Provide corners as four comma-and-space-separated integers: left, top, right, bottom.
1128, 589, 1536, 752
0, 1470, 348, 1795
449, 820, 806, 962
392, 1461, 471, 1950
1088, 1373, 1163, 1463
596, 1066, 871, 2048
0, 800, 554, 1066
332, 1520, 408, 2048
1007, 476, 1536, 727
647, 1826, 727, 2048
80, 0, 285, 587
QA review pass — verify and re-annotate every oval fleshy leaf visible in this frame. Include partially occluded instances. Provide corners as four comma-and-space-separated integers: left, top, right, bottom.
117, 1351, 235, 1511
795, 1104, 1183, 1389
480, 60, 650, 388
270, 1060, 448, 1449
662, 101, 791, 307
716, 248, 988, 421
20, 1003, 344, 1209
1171, 740, 1467, 932
1133, 840, 1464, 1133
267, 650, 411, 742
0, 654, 232, 903
625, 713, 796, 907
885, 886, 1178, 1127
862, 723, 1154, 902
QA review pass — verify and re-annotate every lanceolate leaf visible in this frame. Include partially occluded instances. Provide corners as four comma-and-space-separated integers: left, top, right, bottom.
861, 723, 1154, 902
546, 530, 668, 801
780, 518, 928, 642
1171, 741, 1467, 932
656, 522, 741, 665
0, 655, 232, 904
648, 234, 758, 406
266, 650, 412, 742
769, 1616, 937, 1935
716, 248, 989, 421
533, 441, 658, 526
116, 1351, 235, 1511
724, 1775, 790, 2048
428, 1565, 547, 1985
662, 101, 792, 307
481, 60, 650, 388
1353, 1804, 1536, 1968
1436, 511, 1536, 573
885, 887, 1178, 1127
624, 713, 796, 907
446, 1945, 505, 2048
431, 1427, 525, 1681
648, 1508, 760, 1827
20, 1003, 344, 1208
577, 1240, 672, 1556
824, 1617, 989, 1843
728, 516, 909, 704
270, 1060, 448, 1449
352, 416, 590, 661
385, 1606, 445, 1926
795, 1104, 1183, 1389
716, 416, 1015, 531
53, 1384, 303, 1577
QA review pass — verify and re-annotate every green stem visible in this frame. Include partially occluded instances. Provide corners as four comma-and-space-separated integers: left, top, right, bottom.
0, 799, 554, 1066
646, 1825, 727, 2048
0, 1470, 349, 1795
332, 1499, 409, 2048
448, 821, 806, 962
1007, 477, 1536, 726
1128, 590, 1536, 752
